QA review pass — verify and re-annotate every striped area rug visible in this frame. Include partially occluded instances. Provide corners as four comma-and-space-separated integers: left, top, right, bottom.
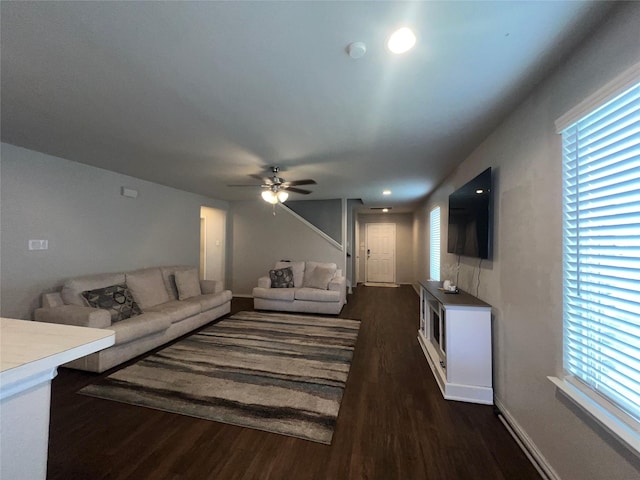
79, 311, 360, 444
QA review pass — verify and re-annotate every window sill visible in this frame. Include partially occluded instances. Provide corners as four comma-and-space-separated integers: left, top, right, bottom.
548, 376, 640, 458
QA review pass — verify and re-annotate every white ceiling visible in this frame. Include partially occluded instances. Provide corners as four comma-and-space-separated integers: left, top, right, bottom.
1, 1, 615, 212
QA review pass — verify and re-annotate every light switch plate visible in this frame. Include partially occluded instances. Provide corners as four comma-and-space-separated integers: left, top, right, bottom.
28, 239, 48, 250
121, 187, 138, 198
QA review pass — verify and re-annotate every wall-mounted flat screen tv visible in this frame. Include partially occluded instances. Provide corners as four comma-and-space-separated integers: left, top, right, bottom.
447, 167, 492, 259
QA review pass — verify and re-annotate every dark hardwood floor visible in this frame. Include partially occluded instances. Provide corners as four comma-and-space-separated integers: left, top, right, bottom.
47, 285, 540, 479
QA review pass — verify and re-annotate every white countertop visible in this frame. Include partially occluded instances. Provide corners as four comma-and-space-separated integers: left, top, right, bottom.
0, 318, 115, 400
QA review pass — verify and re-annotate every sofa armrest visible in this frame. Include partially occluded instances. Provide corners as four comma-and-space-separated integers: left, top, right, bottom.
328, 276, 347, 304
257, 276, 271, 288
42, 292, 65, 308
328, 275, 346, 292
34, 305, 112, 329
200, 279, 223, 295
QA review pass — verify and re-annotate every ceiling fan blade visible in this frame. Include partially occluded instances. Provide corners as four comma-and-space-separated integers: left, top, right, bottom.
227, 184, 261, 187
286, 179, 317, 186
250, 174, 270, 183
286, 187, 312, 194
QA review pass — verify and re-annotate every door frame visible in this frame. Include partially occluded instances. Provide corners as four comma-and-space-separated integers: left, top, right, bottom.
355, 218, 360, 285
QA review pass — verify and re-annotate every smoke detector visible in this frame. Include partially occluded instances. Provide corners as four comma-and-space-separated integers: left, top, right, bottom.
347, 42, 367, 59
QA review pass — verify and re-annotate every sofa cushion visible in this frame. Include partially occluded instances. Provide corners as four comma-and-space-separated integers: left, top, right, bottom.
294, 288, 341, 302
174, 268, 202, 300
303, 265, 336, 290
275, 261, 305, 288
109, 312, 171, 345
81, 284, 142, 322
252, 287, 295, 302
303, 262, 337, 287
269, 267, 294, 288
126, 268, 170, 310
200, 279, 222, 295
61, 272, 126, 306
186, 290, 233, 312
160, 265, 196, 301
146, 300, 201, 324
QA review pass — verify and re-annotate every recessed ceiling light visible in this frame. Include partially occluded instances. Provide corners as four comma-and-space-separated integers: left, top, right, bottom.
476, 189, 484, 194
387, 27, 416, 54
383, 190, 392, 195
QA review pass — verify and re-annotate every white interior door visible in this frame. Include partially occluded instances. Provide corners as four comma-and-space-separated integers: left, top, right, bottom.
366, 223, 396, 283
200, 206, 226, 285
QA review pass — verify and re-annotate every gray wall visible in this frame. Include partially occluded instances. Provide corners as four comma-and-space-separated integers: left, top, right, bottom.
358, 212, 414, 284
414, 4, 640, 479
230, 200, 345, 296
284, 199, 342, 244
0, 143, 229, 319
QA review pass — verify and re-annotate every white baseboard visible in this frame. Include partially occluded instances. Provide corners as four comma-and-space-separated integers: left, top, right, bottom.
494, 398, 560, 480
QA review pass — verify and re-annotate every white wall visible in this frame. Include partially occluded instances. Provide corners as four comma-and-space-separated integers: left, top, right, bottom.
357, 212, 414, 284
230, 200, 344, 296
414, 4, 640, 479
0, 143, 229, 319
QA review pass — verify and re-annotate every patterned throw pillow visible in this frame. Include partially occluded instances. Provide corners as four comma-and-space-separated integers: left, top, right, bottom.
269, 267, 294, 288
82, 284, 142, 322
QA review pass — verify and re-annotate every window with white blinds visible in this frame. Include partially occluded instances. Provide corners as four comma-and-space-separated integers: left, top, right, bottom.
561, 80, 640, 437
430, 207, 441, 281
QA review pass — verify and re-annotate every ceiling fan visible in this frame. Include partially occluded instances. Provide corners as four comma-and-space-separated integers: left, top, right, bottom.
229, 166, 317, 204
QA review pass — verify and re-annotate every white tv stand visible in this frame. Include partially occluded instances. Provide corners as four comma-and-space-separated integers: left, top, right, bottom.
418, 280, 493, 405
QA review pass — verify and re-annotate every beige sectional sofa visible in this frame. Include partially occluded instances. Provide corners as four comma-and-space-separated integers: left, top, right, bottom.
253, 261, 346, 315
34, 265, 232, 373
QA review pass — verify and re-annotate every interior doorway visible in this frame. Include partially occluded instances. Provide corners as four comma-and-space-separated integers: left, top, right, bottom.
199, 217, 206, 279
355, 218, 360, 285
365, 223, 396, 283
200, 206, 226, 285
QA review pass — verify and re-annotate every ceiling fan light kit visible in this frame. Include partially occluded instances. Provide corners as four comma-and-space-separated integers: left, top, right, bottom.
229, 166, 315, 207
261, 189, 289, 204
261, 190, 278, 204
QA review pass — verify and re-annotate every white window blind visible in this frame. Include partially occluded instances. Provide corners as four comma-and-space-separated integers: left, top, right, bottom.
561, 80, 640, 430
430, 207, 441, 281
